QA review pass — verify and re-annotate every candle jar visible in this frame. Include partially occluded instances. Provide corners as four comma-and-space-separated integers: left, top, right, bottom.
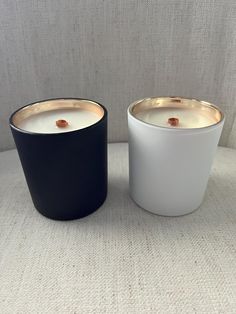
9, 98, 107, 220
128, 97, 224, 216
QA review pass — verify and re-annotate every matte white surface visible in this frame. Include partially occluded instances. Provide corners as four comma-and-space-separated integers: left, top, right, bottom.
128, 112, 224, 216
0, 1, 236, 150
0, 143, 236, 313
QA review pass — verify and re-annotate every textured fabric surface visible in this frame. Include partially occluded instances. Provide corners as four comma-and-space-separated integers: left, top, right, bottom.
0, 143, 236, 313
0, 0, 236, 151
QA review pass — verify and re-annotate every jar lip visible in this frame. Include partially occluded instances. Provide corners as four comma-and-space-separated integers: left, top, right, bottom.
9, 98, 107, 135
128, 96, 224, 131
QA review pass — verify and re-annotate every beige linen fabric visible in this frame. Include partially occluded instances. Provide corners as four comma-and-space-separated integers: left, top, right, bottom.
228, 118, 236, 149
0, 0, 236, 151
0, 143, 236, 313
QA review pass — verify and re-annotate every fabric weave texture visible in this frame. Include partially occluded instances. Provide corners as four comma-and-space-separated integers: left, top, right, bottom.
0, 143, 235, 313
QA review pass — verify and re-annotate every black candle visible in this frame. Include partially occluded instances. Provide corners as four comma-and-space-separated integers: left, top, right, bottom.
9, 98, 107, 220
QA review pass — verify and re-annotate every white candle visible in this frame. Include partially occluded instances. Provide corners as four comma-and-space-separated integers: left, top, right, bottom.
128, 97, 224, 216
14, 99, 103, 134
136, 107, 218, 128
134, 98, 219, 129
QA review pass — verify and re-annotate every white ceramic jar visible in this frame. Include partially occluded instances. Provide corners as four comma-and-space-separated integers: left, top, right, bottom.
128, 97, 224, 216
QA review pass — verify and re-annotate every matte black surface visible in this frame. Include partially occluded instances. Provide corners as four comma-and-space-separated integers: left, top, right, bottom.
10, 98, 107, 220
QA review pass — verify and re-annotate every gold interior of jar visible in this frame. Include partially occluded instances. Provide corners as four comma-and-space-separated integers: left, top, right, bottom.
130, 97, 223, 127
12, 99, 104, 127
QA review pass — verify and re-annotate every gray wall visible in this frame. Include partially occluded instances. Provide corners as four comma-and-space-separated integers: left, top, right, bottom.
0, 0, 236, 151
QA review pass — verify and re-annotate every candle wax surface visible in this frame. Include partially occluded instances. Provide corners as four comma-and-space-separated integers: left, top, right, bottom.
136, 107, 217, 128
18, 108, 101, 133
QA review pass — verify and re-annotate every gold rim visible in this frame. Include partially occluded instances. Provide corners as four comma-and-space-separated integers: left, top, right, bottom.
11, 99, 105, 130
128, 96, 224, 130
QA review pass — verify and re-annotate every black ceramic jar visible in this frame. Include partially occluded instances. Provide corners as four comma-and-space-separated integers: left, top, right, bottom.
9, 98, 107, 220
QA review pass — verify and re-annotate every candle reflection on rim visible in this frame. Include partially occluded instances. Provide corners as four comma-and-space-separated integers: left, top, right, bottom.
129, 96, 224, 130
10, 98, 105, 134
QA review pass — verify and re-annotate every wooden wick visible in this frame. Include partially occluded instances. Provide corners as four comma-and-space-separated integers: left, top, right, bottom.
56, 119, 69, 128
168, 117, 179, 127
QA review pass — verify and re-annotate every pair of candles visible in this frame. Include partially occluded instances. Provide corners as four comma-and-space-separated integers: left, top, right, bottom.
10, 97, 224, 220
15, 98, 218, 133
